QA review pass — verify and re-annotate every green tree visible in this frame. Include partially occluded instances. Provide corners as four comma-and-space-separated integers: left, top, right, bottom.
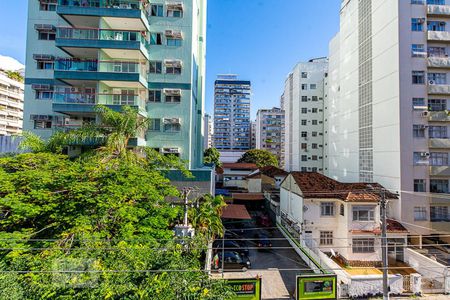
203, 147, 221, 167
191, 195, 226, 240
237, 149, 279, 167
5, 71, 23, 83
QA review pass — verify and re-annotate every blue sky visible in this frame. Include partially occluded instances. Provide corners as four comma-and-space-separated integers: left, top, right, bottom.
0, 0, 341, 118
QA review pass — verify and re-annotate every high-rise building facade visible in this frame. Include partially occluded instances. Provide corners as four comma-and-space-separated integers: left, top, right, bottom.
324, 0, 450, 238
23, 0, 206, 169
203, 113, 213, 150
0, 71, 23, 136
283, 58, 328, 172
250, 120, 256, 149
256, 107, 285, 167
213, 75, 251, 150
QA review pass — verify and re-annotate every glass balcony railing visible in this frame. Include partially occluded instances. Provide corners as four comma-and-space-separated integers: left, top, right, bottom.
55, 59, 148, 77
53, 92, 146, 110
57, 0, 149, 12
56, 27, 149, 48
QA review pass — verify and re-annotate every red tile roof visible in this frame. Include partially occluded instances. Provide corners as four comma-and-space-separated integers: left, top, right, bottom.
387, 219, 408, 233
232, 193, 265, 201
222, 163, 258, 170
288, 172, 398, 202
221, 204, 252, 220
247, 166, 288, 179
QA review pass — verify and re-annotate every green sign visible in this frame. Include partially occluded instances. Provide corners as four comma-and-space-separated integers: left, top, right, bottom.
227, 278, 262, 300
296, 274, 337, 300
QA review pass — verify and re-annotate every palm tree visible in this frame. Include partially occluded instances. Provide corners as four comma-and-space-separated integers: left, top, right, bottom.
191, 195, 227, 240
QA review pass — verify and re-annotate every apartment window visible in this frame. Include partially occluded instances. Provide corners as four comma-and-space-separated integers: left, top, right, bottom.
301, 167, 307, 172
312, 96, 318, 101
167, 6, 183, 17
301, 143, 307, 149
150, 33, 163, 45
320, 231, 333, 245
414, 207, 427, 221
411, 0, 425, 4
149, 119, 161, 131
40, 0, 57, 11
167, 38, 182, 47
301, 96, 308, 102
428, 46, 446, 57
429, 126, 447, 138
35, 91, 53, 100
312, 132, 318, 137
412, 44, 426, 57
149, 61, 162, 74
312, 108, 318, 113
312, 167, 318, 172
34, 120, 52, 129
301, 131, 307, 138
428, 0, 445, 4
164, 120, 181, 132
430, 206, 449, 221
149, 90, 162, 102
311, 155, 318, 161
428, 20, 446, 32
38, 31, 56, 40
352, 239, 375, 253
37, 61, 54, 70
165, 95, 181, 103
301, 119, 307, 126
414, 152, 429, 165
301, 84, 308, 90
312, 143, 318, 149
312, 120, 318, 125
352, 206, 375, 221
430, 179, 449, 193
428, 99, 447, 111
412, 98, 425, 108
301, 72, 308, 78
429, 73, 447, 84
411, 18, 425, 31
310, 84, 317, 90
321, 202, 334, 216
340, 204, 345, 216
150, 4, 164, 17
301, 155, 307, 162
430, 152, 448, 166
412, 71, 425, 84
414, 179, 426, 192
301, 108, 307, 114
166, 65, 182, 74
413, 125, 426, 138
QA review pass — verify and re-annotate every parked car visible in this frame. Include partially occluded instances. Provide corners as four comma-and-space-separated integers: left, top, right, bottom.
213, 240, 249, 257
214, 251, 251, 271
255, 233, 272, 251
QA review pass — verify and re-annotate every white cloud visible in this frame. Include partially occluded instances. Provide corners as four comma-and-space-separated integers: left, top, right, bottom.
0, 55, 25, 71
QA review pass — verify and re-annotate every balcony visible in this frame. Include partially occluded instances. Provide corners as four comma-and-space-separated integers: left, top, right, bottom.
427, 5, 450, 17
57, 0, 149, 31
56, 28, 149, 60
428, 111, 450, 122
54, 59, 148, 88
428, 84, 450, 95
428, 31, 450, 43
52, 92, 147, 116
429, 138, 450, 148
429, 166, 450, 176
428, 56, 450, 68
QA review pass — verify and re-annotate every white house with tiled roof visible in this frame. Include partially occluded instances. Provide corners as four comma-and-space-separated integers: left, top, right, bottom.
280, 172, 408, 266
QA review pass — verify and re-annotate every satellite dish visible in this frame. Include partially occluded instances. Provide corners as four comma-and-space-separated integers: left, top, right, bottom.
330, 249, 336, 257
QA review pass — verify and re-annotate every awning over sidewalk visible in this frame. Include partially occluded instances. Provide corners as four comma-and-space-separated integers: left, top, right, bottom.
232, 193, 264, 201
221, 204, 252, 220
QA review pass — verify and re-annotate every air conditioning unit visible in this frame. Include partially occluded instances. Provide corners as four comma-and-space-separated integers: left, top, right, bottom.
418, 19, 425, 24
165, 30, 174, 36
429, 80, 435, 85
422, 111, 430, 117
420, 152, 430, 157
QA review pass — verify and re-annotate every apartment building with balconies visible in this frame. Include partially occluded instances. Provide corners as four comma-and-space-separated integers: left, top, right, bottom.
0, 71, 24, 135
23, 0, 206, 169
255, 107, 285, 168
283, 58, 328, 173
324, 0, 450, 242
213, 74, 251, 151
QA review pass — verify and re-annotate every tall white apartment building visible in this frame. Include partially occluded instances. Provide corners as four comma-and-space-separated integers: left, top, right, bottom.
256, 107, 285, 167
283, 58, 328, 172
324, 0, 450, 240
203, 113, 213, 149
0, 71, 24, 135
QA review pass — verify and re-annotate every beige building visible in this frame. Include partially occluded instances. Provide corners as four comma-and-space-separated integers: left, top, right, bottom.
255, 107, 285, 167
0, 71, 24, 135
324, 0, 450, 240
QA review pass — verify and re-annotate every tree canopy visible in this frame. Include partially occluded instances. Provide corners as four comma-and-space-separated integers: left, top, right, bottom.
203, 148, 221, 167
237, 149, 279, 168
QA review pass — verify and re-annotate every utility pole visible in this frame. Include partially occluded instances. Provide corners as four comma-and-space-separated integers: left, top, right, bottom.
182, 188, 191, 227
174, 187, 196, 239
380, 188, 389, 300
